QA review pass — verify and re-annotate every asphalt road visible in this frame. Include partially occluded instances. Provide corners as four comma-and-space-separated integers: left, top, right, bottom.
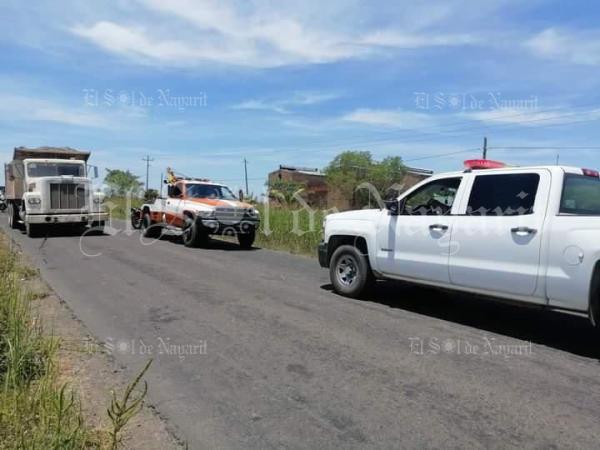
2, 217, 600, 449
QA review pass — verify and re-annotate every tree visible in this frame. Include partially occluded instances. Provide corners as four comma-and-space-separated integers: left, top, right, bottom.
143, 189, 159, 202
104, 169, 143, 197
324, 151, 407, 208
266, 179, 305, 205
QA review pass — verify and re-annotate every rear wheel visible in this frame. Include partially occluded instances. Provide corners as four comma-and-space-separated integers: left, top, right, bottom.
238, 230, 256, 249
182, 215, 208, 248
141, 213, 160, 239
329, 245, 374, 298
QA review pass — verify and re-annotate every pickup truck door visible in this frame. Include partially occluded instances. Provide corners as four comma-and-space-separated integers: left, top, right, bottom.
448, 170, 551, 299
165, 182, 184, 226
375, 176, 466, 283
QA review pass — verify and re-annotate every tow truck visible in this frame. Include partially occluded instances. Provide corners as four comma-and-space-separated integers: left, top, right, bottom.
135, 171, 260, 248
319, 159, 600, 327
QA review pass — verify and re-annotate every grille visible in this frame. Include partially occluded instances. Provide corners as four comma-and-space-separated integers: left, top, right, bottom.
50, 183, 87, 210
215, 207, 246, 222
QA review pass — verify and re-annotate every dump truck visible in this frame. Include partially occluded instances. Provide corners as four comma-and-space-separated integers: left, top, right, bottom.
4, 146, 108, 237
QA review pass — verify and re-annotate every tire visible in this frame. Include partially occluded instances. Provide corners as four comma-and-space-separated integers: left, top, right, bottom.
141, 213, 160, 239
26, 222, 43, 238
329, 245, 374, 298
8, 203, 20, 229
238, 229, 256, 249
182, 215, 208, 248
131, 211, 142, 230
590, 266, 600, 328
0, 202, 6, 212
91, 221, 105, 235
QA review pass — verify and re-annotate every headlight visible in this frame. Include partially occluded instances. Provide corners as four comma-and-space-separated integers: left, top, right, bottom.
27, 197, 41, 205
197, 210, 216, 219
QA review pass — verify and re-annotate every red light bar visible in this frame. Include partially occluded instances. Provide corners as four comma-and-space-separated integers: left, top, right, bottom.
464, 159, 507, 170
582, 168, 600, 178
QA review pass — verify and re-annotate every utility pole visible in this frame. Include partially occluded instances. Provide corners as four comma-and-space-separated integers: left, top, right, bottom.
142, 155, 154, 192
243, 158, 249, 196
482, 137, 488, 160
159, 172, 163, 197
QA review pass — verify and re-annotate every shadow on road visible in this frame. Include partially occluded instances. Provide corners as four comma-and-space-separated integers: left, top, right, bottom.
157, 233, 260, 252
321, 280, 600, 360
12, 225, 107, 239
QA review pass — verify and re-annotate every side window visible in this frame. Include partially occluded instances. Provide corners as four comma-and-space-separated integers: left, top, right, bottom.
168, 183, 182, 198
467, 173, 540, 216
402, 177, 462, 216
560, 175, 600, 215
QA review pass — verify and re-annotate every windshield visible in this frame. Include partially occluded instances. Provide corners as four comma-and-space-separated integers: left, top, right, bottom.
27, 162, 85, 177
561, 175, 600, 215
186, 184, 238, 200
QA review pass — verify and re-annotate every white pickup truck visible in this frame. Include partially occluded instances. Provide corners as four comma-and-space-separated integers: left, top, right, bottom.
319, 161, 600, 326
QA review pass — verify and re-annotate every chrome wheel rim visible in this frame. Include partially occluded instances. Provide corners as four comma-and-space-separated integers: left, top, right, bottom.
182, 218, 194, 242
336, 255, 359, 287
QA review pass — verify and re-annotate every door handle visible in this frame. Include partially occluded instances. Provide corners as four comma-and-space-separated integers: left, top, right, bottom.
429, 224, 449, 231
511, 226, 537, 235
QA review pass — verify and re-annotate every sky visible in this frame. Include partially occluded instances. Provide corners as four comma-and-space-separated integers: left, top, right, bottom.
1, 0, 600, 197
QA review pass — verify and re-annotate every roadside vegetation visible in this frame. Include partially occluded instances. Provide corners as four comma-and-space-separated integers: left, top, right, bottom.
0, 235, 151, 449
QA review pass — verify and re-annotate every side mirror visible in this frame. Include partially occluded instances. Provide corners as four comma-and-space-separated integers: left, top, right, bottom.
238, 189, 244, 201
385, 199, 400, 215
93, 166, 99, 179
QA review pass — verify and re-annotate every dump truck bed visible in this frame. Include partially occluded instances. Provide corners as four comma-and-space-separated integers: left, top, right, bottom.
12, 146, 91, 162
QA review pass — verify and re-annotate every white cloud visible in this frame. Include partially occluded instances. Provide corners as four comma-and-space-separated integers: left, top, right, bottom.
69, 0, 478, 68
232, 91, 340, 114
0, 93, 150, 129
360, 30, 476, 48
232, 99, 288, 114
342, 108, 436, 128
526, 28, 600, 66
0, 94, 111, 128
465, 107, 600, 127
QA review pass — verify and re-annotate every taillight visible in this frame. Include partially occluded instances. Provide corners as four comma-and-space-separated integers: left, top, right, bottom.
582, 168, 600, 178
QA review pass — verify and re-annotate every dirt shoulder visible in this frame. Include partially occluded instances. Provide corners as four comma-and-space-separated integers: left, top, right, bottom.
10, 238, 183, 450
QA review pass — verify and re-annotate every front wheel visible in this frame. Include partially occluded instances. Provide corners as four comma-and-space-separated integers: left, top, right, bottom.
329, 245, 374, 298
237, 230, 256, 249
8, 203, 20, 229
26, 222, 43, 238
182, 215, 208, 248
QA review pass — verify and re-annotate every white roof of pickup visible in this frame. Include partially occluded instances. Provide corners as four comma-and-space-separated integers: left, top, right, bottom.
430, 165, 590, 179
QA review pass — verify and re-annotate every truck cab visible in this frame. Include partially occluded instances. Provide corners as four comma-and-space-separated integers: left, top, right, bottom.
139, 176, 260, 248
319, 161, 600, 326
5, 147, 108, 237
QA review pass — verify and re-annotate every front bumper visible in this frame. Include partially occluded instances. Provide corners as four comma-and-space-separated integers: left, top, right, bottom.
318, 241, 329, 268
199, 218, 259, 235
26, 212, 109, 224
